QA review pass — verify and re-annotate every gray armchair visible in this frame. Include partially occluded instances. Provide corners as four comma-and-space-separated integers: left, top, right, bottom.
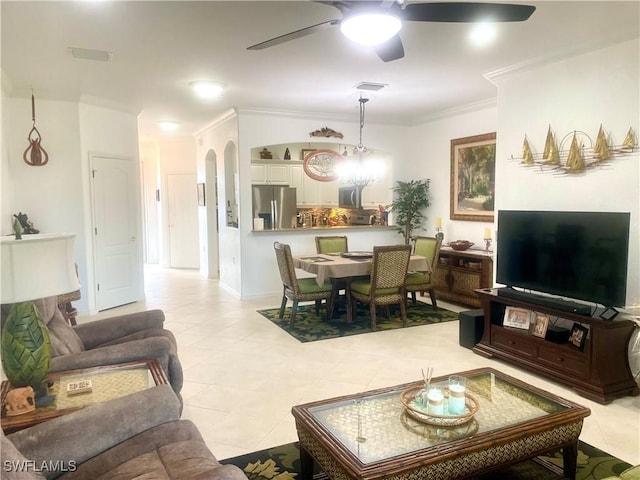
2, 297, 183, 397
1, 385, 247, 480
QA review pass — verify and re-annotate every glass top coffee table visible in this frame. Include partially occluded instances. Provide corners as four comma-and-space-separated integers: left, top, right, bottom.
1, 359, 168, 434
291, 367, 590, 480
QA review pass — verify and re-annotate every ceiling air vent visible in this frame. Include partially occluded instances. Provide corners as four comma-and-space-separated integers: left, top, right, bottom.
69, 47, 112, 62
355, 82, 387, 91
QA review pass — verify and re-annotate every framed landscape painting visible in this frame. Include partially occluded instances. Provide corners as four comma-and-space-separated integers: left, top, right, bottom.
450, 132, 496, 222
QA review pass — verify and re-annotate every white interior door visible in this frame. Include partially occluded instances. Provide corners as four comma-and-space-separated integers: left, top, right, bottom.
91, 155, 141, 311
167, 174, 199, 268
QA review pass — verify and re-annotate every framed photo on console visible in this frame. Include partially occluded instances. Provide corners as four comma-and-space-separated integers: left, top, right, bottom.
569, 323, 588, 351
531, 313, 549, 338
503, 306, 531, 330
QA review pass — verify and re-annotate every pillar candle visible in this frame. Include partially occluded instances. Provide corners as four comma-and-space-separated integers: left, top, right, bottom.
435, 217, 442, 229
484, 228, 491, 239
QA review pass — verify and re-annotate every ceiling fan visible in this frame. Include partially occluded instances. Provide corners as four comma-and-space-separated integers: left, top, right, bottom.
247, 1, 536, 62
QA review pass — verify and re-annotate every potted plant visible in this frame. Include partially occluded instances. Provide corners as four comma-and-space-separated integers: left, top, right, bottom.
387, 179, 431, 244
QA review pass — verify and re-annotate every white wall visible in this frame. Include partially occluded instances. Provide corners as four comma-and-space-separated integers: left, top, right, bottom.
492, 39, 639, 306
2, 96, 143, 313
404, 39, 639, 307
139, 136, 199, 268
4, 97, 89, 310
1, 79, 14, 235
139, 139, 161, 264
406, 103, 498, 247
195, 110, 240, 290
152, 137, 198, 268
78, 101, 144, 311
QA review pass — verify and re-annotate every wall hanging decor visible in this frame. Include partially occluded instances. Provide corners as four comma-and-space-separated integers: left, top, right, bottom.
23, 93, 49, 166
450, 132, 496, 222
303, 149, 343, 182
309, 126, 343, 139
511, 125, 637, 175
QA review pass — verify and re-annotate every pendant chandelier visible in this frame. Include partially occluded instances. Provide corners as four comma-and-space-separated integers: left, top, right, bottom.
338, 95, 384, 188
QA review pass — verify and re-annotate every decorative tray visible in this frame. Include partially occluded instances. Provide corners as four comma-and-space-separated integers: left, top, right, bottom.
400, 385, 480, 426
341, 251, 373, 259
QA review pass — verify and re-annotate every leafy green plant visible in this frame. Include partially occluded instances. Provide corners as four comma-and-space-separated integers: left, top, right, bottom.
387, 179, 431, 244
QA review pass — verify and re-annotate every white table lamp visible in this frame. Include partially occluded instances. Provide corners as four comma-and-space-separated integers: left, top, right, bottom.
1, 234, 81, 391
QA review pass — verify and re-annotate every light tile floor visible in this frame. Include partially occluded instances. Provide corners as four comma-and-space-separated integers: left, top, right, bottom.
80, 265, 640, 465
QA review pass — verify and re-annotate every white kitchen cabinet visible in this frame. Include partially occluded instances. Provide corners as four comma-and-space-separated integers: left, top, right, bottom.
362, 179, 392, 208
361, 156, 393, 208
289, 164, 305, 205
251, 163, 290, 185
318, 180, 339, 206
302, 174, 321, 205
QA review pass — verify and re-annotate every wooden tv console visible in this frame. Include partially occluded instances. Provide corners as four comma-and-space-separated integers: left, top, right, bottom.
473, 288, 639, 404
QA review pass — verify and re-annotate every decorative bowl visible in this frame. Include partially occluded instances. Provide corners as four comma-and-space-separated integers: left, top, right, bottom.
400, 385, 479, 427
449, 240, 474, 251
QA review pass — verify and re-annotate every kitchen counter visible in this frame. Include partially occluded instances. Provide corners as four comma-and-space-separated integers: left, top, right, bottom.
252, 225, 396, 233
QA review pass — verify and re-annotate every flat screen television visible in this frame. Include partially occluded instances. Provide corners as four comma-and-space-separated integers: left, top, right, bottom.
496, 210, 630, 307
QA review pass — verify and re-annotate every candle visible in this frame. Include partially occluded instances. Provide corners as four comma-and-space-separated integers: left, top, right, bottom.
435, 217, 442, 229
426, 387, 444, 415
484, 228, 491, 239
448, 376, 467, 415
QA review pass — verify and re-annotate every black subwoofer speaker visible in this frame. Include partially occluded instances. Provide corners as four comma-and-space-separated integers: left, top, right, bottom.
459, 309, 484, 349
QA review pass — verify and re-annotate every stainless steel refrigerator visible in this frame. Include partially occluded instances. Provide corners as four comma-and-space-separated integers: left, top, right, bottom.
251, 185, 297, 230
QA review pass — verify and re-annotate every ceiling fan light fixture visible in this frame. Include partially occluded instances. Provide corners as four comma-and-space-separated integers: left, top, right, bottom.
340, 13, 402, 46
469, 22, 497, 47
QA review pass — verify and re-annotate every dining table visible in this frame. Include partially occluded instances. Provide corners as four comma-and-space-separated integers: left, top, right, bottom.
292, 252, 431, 321
293, 252, 431, 286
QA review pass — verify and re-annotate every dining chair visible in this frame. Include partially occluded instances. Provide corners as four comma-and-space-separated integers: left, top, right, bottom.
315, 235, 348, 254
273, 241, 333, 327
405, 236, 442, 309
315, 235, 350, 317
348, 244, 412, 330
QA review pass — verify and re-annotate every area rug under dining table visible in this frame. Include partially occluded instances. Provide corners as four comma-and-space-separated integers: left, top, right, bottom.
257, 301, 459, 343
221, 440, 633, 480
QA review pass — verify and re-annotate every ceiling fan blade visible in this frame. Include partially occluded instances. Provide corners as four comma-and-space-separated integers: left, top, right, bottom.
247, 19, 340, 50
403, 2, 536, 23
374, 34, 405, 62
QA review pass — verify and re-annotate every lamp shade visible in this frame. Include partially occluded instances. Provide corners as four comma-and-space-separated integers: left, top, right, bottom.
1, 233, 81, 303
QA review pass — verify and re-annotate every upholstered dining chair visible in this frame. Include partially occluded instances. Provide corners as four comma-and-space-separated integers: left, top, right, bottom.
315, 235, 349, 316
405, 236, 442, 309
348, 244, 412, 330
274, 241, 333, 327
315, 235, 349, 255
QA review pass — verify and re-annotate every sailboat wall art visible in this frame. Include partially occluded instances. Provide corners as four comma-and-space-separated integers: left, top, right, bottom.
510, 125, 636, 175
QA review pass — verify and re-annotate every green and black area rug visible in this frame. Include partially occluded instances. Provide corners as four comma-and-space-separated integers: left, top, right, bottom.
222, 440, 634, 480
257, 301, 459, 343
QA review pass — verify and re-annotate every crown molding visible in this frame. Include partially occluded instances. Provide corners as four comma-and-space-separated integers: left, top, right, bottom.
413, 98, 497, 125
236, 106, 357, 123
194, 108, 238, 136
485, 35, 639, 84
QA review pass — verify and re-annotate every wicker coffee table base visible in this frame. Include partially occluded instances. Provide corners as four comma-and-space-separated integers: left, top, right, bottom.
297, 420, 583, 480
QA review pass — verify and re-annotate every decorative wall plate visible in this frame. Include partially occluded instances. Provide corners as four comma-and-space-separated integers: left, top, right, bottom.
303, 149, 343, 182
